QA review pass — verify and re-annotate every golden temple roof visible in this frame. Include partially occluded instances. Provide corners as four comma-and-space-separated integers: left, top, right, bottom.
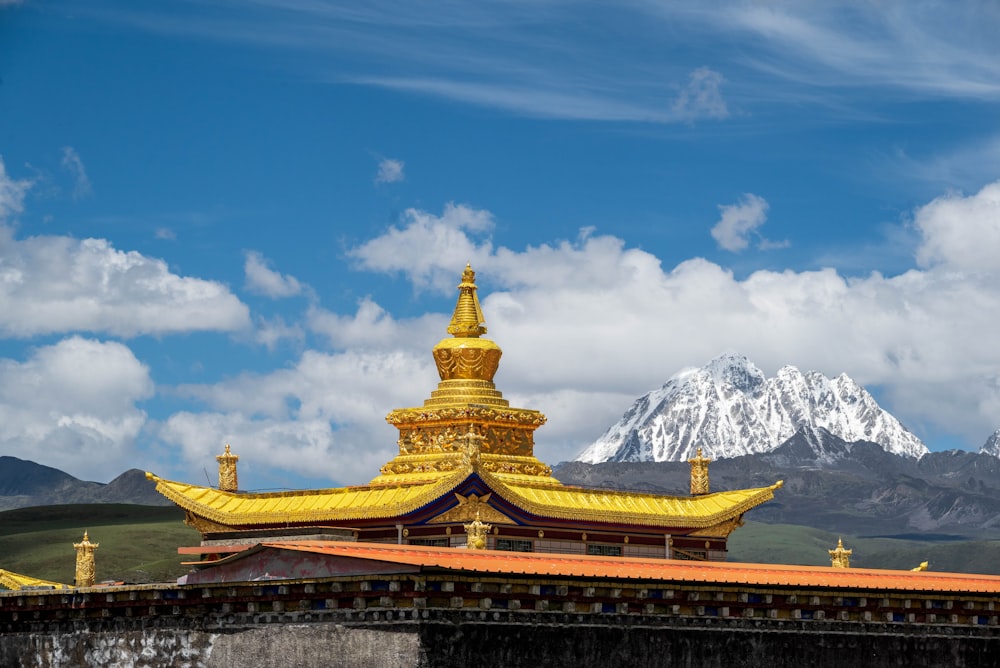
149, 265, 782, 534
147, 465, 780, 530
0, 569, 70, 591
147, 469, 468, 526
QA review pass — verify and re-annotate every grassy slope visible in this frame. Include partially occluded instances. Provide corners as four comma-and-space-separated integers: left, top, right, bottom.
0, 504, 200, 584
728, 521, 1000, 575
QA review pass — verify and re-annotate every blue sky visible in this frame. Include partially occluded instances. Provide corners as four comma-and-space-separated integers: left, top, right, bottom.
1, 1, 999, 489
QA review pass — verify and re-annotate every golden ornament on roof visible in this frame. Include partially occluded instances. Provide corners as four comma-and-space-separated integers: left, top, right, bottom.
73, 531, 99, 587
216, 443, 239, 492
829, 537, 852, 569
688, 447, 711, 495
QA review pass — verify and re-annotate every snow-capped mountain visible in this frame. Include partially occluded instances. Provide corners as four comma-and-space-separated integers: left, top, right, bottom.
577, 353, 929, 463
982, 429, 1000, 457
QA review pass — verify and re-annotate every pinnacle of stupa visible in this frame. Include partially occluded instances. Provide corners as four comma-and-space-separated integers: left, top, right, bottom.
430, 263, 503, 389
376, 265, 551, 484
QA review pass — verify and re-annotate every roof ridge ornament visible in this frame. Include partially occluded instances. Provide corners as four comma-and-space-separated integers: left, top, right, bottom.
688, 447, 711, 495
217, 443, 239, 493
829, 537, 852, 569
447, 263, 487, 338
73, 531, 99, 587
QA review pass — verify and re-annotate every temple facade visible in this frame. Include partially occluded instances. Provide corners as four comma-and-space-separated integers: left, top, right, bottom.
148, 265, 781, 561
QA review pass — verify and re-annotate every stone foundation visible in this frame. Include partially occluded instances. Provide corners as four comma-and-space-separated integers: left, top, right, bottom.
2, 575, 998, 667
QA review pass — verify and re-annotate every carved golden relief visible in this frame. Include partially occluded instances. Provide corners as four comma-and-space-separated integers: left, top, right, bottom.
688, 447, 711, 496
478, 455, 552, 477
73, 531, 99, 587
379, 455, 463, 476
387, 405, 547, 427
397, 425, 535, 457
464, 511, 492, 550
688, 515, 745, 537
183, 510, 238, 535
431, 492, 515, 524
433, 345, 502, 381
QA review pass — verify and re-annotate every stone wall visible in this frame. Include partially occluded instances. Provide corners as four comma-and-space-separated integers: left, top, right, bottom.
1, 611, 997, 668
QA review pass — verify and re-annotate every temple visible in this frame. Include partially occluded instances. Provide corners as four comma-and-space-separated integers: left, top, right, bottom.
148, 265, 782, 561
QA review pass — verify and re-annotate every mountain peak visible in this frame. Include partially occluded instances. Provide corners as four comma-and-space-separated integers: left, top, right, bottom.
982, 429, 1000, 457
703, 353, 765, 393
576, 355, 928, 464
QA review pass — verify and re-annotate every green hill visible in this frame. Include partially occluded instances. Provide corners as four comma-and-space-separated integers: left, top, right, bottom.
0, 504, 199, 585
728, 520, 1000, 574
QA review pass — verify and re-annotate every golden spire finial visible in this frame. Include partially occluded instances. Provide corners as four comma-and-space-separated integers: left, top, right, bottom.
447, 263, 487, 338
217, 443, 239, 493
73, 530, 99, 587
829, 537, 852, 569
688, 447, 711, 495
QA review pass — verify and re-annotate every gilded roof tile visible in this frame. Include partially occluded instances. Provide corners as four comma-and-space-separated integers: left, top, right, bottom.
0, 569, 71, 591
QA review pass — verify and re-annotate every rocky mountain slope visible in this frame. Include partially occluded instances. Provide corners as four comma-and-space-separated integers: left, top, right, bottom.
982, 429, 1000, 457
0, 456, 169, 511
577, 353, 928, 463
559, 427, 1000, 539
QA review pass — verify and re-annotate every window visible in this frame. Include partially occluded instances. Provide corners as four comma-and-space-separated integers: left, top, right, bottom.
408, 538, 449, 547
586, 544, 622, 557
495, 538, 533, 552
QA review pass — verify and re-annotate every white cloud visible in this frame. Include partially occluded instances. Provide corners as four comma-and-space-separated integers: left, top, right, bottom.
672, 67, 728, 121
0, 337, 153, 480
161, 348, 436, 485
243, 250, 304, 298
913, 181, 1000, 272
254, 315, 305, 350
0, 160, 250, 337
349, 202, 496, 291
375, 157, 405, 184
0, 229, 250, 337
0, 157, 32, 220
710, 194, 789, 252
307, 297, 444, 351
711, 193, 770, 252
155, 227, 177, 241
60, 146, 92, 199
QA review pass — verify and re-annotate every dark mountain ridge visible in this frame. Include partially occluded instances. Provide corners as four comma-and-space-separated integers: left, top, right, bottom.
556, 427, 1000, 539
0, 456, 169, 511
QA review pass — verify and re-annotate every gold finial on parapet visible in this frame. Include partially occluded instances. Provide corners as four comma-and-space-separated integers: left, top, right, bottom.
447, 263, 487, 338
73, 531, 99, 587
688, 447, 711, 495
217, 443, 239, 492
911, 561, 929, 572
464, 510, 492, 550
829, 537, 852, 569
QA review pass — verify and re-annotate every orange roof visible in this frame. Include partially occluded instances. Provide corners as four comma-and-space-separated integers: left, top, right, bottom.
233, 540, 1000, 594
